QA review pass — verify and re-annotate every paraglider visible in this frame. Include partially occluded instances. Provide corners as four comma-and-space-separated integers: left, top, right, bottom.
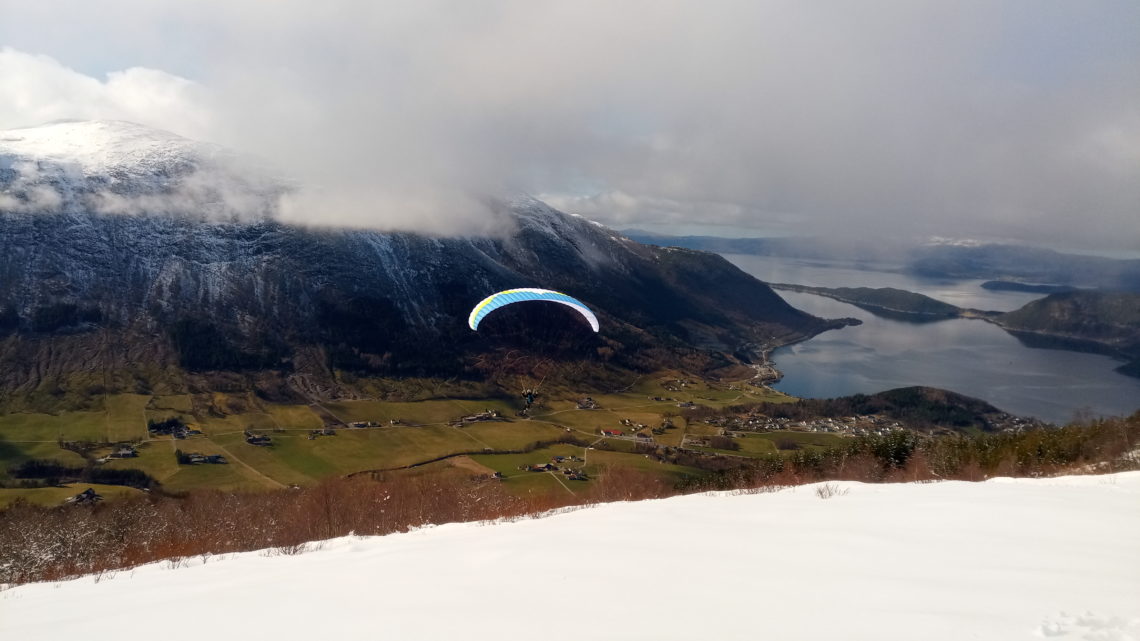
467, 288, 600, 333
468, 288, 601, 417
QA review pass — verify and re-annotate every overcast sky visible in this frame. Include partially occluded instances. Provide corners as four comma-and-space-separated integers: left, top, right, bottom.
1, 1, 1137, 249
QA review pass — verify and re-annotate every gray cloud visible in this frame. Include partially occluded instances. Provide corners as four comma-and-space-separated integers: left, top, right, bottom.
1, 1, 1138, 248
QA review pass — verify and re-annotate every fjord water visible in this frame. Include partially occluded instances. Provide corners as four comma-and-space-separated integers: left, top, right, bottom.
725, 255, 1140, 424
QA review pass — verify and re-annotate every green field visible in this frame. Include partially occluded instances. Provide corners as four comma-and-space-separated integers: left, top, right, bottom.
195, 412, 279, 436
0, 483, 143, 508
150, 395, 193, 413
471, 441, 703, 496
0, 410, 106, 443
471, 444, 586, 476
691, 431, 850, 458
103, 439, 181, 480
161, 458, 274, 493
323, 398, 519, 426
0, 372, 807, 504
104, 394, 150, 441
750, 431, 847, 450
265, 405, 323, 430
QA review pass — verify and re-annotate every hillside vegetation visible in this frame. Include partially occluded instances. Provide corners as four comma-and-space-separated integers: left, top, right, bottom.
996, 291, 1140, 349
995, 291, 1140, 375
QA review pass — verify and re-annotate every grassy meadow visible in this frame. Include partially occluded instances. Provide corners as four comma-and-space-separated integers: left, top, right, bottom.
0, 371, 797, 505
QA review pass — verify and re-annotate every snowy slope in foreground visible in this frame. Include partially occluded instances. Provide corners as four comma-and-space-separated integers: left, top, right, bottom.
4, 474, 1139, 641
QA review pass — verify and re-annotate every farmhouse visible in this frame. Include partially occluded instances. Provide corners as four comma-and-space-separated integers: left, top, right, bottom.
179, 451, 229, 465
452, 410, 502, 426
244, 431, 272, 446
308, 427, 337, 439
110, 446, 138, 459
66, 488, 102, 504
576, 397, 599, 409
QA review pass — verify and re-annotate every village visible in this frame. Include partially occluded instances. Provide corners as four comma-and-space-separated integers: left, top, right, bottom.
699, 413, 904, 437
692, 408, 1047, 438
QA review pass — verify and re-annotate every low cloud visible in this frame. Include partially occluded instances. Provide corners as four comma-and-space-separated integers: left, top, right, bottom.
1, 2, 1138, 249
0, 47, 211, 138
0, 151, 283, 221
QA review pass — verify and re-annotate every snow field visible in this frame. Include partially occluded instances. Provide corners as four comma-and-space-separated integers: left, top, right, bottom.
3, 473, 1138, 641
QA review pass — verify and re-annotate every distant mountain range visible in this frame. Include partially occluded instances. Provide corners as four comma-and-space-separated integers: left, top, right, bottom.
624, 230, 1140, 292
0, 121, 848, 407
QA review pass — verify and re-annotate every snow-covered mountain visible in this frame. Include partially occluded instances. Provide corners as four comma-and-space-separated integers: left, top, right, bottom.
3, 472, 1138, 641
0, 121, 842, 399
1, 120, 216, 175
0, 120, 284, 219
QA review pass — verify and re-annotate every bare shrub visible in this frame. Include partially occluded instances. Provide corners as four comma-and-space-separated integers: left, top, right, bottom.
815, 483, 849, 499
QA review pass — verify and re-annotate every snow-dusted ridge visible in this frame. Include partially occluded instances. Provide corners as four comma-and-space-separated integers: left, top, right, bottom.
0, 120, 214, 173
3, 473, 1138, 641
0, 120, 286, 219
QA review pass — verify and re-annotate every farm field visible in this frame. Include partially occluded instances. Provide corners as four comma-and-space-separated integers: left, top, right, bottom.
690, 431, 850, 458
0, 483, 142, 508
0, 373, 798, 505
749, 431, 848, 450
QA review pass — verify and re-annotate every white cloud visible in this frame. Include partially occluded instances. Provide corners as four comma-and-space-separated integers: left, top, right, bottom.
0, 2, 1137, 249
0, 48, 211, 138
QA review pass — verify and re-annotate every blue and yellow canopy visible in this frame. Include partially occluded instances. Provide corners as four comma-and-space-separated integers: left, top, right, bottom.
468, 288, 599, 332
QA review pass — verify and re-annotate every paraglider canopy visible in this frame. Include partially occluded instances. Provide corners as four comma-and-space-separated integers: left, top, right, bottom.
468, 288, 600, 332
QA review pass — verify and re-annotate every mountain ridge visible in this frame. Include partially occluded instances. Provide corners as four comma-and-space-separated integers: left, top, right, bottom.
0, 121, 846, 406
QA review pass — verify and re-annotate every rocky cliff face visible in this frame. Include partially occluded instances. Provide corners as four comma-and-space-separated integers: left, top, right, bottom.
0, 121, 836, 402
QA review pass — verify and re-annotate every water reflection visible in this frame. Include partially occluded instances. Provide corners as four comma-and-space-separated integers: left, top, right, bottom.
722, 255, 1139, 424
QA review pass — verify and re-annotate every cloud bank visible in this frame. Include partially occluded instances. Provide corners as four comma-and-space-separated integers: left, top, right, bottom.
1, 1, 1138, 248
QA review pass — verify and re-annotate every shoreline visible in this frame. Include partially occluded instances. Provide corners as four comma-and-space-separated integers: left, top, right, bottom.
746, 317, 858, 390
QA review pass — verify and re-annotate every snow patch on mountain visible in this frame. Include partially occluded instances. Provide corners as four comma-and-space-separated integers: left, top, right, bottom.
0, 120, 213, 173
